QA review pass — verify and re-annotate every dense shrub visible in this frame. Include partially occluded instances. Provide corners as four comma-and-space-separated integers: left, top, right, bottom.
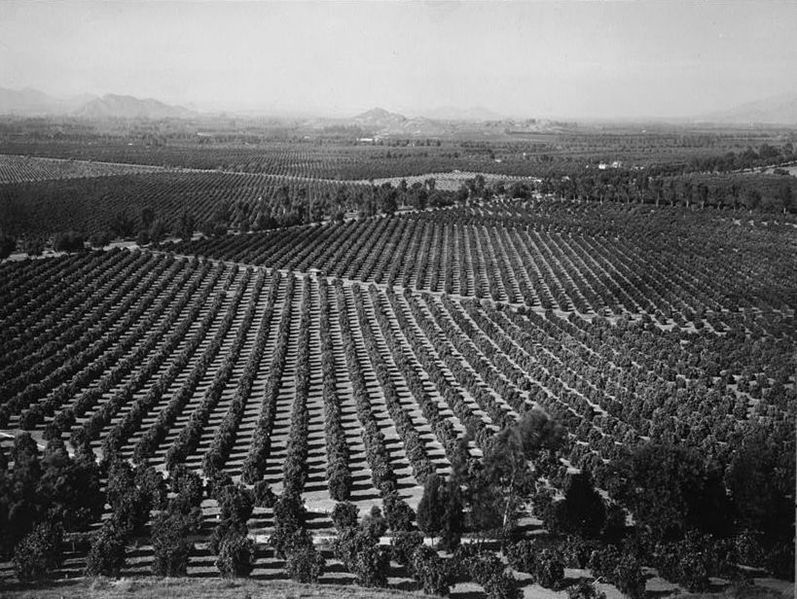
215, 530, 255, 578
412, 545, 451, 596
606, 443, 732, 543
653, 533, 737, 592
12, 522, 63, 582
350, 542, 390, 587
601, 503, 628, 545
135, 465, 169, 512
547, 471, 606, 539
506, 539, 538, 574
151, 510, 195, 577
285, 537, 326, 583
54, 231, 85, 252
0, 436, 103, 559
331, 501, 359, 532
207, 471, 234, 500
217, 483, 254, 524
253, 480, 276, 508
765, 542, 795, 581
566, 580, 607, 599
270, 495, 308, 559
210, 518, 248, 555
506, 540, 564, 590
89, 230, 113, 248
588, 544, 622, 585
0, 233, 17, 258
360, 505, 388, 541
169, 465, 204, 509
384, 491, 416, 532
483, 572, 522, 599
726, 423, 795, 580
734, 531, 767, 569
334, 526, 390, 588
439, 482, 464, 551
559, 536, 603, 569
107, 461, 157, 536
391, 530, 424, 571
612, 554, 646, 599
534, 549, 565, 590
417, 474, 445, 538
84, 522, 127, 577
469, 553, 521, 599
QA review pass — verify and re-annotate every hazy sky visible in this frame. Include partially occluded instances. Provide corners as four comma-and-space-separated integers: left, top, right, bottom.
1, 1, 795, 119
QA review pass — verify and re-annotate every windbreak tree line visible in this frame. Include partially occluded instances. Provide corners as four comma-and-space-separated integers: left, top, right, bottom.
0, 171, 461, 242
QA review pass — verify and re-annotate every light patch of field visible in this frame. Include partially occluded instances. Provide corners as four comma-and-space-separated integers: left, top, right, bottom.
0, 577, 433, 599
760, 164, 797, 176
0, 154, 165, 184
679, 578, 794, 599
366, 171, 539, 192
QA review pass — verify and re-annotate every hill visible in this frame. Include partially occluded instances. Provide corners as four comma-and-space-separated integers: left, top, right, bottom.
700, 93, 797, 125
74, 94, 194, 120
0, 87, 193, 120
351, 107, 408, 130
0, 87, 92, 116
344, 107, 485, 136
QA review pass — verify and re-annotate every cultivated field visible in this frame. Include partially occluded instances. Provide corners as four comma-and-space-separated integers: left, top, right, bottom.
0, 167, 370, 236
0, 154, 165, 184
2, 199, 794, 588
0, 128, 795, 599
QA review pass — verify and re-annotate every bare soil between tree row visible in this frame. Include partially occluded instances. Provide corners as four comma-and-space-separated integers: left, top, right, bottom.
1, 575, 792, 599
0, 577, 432, 599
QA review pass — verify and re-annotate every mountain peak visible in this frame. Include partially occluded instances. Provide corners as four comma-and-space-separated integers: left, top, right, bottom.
0, 86, 193, 119
355, 106, 405, 119
75, 94, 193, 120
350, 107, 408, 133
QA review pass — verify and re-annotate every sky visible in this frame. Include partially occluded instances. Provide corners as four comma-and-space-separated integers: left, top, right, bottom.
0, 1, 795, 119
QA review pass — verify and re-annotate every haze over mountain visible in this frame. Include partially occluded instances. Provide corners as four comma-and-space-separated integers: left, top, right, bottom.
0, 87, 93, 116
418, 106, 505, 122
0, 87, 194, 120
341, 107, 515, 137
351, 107, 408, 131
75, 94, 194, 120
698, 93, 797, 125
2, 85, 797, 130
2, 3, 795, 122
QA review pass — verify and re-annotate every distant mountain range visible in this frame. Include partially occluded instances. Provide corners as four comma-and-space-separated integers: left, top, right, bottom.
698, 93, 797, 125
2, 86, 796, 126
0, 88, 511, 133
0, 87, 194, 120
0, 87, 92, 115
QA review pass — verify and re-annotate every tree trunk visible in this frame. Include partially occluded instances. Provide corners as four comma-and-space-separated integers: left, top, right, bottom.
500, 473, 516, 548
